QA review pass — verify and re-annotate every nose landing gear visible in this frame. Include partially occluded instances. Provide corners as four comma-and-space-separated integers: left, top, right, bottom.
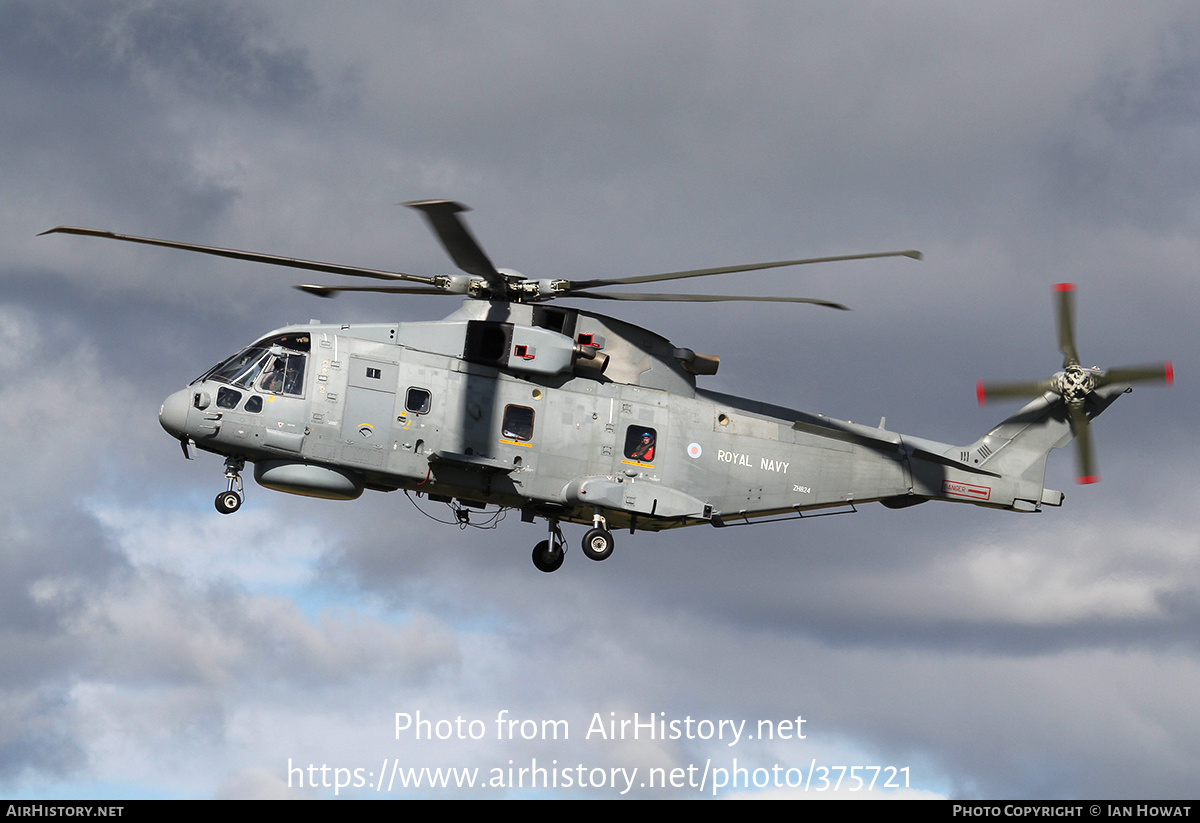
214, 456, 245, 514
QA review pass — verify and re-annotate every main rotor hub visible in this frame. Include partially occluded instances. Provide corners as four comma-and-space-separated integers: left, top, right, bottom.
1056, 366, 1095, 402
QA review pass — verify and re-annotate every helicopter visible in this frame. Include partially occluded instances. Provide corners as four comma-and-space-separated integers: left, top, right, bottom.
42, 201, 1172, 572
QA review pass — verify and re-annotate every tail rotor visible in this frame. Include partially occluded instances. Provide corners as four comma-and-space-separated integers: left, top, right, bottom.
976, 283, 1172, 484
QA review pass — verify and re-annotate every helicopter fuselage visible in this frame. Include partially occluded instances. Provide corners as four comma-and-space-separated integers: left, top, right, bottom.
47, 202, 1166, 572
160, 298, 1110, 543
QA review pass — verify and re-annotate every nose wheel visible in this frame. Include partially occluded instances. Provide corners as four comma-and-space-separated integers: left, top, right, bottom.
214, 456, 245, 515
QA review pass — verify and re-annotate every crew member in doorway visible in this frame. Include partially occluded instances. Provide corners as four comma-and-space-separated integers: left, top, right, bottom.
631, 431, 655, 462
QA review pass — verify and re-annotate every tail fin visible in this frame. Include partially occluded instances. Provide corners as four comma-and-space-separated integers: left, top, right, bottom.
954, 384, 1126, 509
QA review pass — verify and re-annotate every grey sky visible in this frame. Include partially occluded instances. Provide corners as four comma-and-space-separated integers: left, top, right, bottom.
2, 0, 1197, 798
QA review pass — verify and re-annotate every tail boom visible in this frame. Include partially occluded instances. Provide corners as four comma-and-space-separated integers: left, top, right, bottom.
907, 384, 1127, 512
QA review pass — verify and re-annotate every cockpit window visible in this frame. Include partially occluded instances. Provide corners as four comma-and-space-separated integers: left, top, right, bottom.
198, 333, 310, 396
257, 351, 306, 396
204, 346, 267, 388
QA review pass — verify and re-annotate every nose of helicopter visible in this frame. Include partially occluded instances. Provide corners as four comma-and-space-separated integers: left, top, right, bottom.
159, 389, 191, 438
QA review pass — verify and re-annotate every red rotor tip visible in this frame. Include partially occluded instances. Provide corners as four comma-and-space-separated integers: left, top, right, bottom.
1077, 475, 1100, 485
1166, 361, 1174, 386
976, 381, 986, 406
1053, 282, 1076, 292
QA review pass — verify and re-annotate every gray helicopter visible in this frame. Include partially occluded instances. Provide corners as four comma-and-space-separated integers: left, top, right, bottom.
42, 201, 1172, 572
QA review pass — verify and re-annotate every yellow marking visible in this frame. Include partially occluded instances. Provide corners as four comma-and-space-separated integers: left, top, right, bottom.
499, 439, 533, 447
621, 459, 654, 468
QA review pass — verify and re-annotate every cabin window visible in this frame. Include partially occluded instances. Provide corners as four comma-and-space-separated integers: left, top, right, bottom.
216, 387, 242, 409
245, 396, 263, 413
502, 405, 535, 441
406, 387, 432, 415
624, 426, 657, 462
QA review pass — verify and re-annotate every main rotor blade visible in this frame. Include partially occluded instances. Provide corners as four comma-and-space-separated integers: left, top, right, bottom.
976, 378, 1057, 405
1067, 399, 1098, 484
402, 200, 505, 289
1095, 362, 1174, 388
567, 249, 922, 291
567, 291, 849, 309
1054, 282, 1080, 368
39, 226, 438, 285
296, 284, 452, 298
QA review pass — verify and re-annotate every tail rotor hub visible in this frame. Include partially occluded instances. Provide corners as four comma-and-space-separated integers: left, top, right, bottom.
1056, 366, 1094, 402
976, 284, 1171, 485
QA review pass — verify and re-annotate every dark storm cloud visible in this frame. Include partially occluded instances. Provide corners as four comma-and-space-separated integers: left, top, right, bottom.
1025, 22, 1200, 241
3, 0, 319, 245
0, 0, 315, 109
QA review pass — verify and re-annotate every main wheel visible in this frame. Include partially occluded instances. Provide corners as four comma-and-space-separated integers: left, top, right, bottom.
581, 528, 614, 561
532, 539, 565, 573
215, 490, 242, 514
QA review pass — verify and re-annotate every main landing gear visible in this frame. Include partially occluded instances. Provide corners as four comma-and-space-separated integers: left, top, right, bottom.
581, 511, 614, 562
530, 512, 616, 572
214, 456, 245, 514
532, 520, 566, 573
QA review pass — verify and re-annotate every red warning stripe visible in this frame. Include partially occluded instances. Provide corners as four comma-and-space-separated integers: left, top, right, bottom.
942, 480, 991, 500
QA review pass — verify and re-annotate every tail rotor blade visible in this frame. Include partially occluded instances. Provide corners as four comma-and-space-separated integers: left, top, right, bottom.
977, 284, 1171, 486
976, 378, 1056, 406
1096, 362, 1174, 388
1067, 400, 1098, 484
1054, 282, 1080, 368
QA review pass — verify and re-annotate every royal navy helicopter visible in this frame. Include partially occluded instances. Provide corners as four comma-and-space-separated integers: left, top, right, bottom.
42, 201, 1172, 572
